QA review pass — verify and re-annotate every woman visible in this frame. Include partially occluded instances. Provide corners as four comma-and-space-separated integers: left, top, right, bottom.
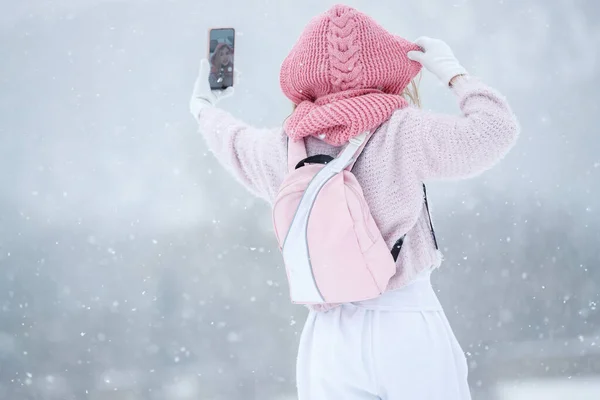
190, 4, 518, 399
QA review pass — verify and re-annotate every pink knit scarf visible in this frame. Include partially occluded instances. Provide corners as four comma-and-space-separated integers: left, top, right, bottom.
284, 89, 408, 146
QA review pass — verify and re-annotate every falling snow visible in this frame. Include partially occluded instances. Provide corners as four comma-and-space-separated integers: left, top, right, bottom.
0, 1, 598, 399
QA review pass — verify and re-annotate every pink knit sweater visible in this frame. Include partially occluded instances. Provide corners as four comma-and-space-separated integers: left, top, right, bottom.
196, 76, 519, 295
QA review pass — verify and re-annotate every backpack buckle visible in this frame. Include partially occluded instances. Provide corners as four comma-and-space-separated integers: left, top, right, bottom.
349, 132, 368, 146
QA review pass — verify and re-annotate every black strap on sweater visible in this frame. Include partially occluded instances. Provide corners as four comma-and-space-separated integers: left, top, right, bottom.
423, 184, 439, 250
295, 156, 438, 262
295, 155, 334, 170
391, 184, 438, 262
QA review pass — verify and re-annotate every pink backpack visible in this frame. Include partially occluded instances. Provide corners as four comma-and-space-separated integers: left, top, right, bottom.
272, 131, 397, 305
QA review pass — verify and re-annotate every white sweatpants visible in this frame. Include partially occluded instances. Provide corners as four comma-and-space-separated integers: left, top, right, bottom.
296, 272, 471, 400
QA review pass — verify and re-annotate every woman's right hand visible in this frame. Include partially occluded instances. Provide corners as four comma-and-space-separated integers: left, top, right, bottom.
189, 59, 235, 120
407, 37, 468, 86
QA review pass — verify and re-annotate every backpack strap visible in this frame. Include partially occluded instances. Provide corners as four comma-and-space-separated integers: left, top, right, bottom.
287, 137, 308, 172
344, 131, 375, 171
423, 184, 439, 250
333, 131, 372, 173
391, 184, 439, 262
289, 131, 373, 173
294, 155, 334, 170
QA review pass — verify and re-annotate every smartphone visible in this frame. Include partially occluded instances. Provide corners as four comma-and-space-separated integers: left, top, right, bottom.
208, 28, 235, 90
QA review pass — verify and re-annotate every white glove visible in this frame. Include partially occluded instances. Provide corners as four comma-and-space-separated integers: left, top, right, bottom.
407, 37, 467, 86
189, 59, 235, 119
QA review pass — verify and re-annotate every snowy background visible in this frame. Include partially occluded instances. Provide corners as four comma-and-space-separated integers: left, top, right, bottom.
1, 0, 599, 399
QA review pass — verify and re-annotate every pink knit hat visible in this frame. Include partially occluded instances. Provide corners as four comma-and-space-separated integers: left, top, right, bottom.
280, 4, 422, 146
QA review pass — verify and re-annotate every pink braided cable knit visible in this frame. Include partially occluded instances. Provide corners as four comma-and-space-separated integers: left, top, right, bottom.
328, 6, 363, 92
280, 5, 422, 146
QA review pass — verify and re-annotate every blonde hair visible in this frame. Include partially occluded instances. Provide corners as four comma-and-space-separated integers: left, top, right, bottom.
291, 75, 422, 112
401, 73, 422, 108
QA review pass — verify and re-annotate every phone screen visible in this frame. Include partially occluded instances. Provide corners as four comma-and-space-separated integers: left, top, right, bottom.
208, 28, 235, 90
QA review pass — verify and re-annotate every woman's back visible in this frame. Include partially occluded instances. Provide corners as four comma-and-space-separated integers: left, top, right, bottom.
194, 75, 518, 291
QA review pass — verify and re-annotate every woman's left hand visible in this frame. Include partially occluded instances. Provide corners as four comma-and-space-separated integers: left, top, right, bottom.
190, 59, 235, 119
